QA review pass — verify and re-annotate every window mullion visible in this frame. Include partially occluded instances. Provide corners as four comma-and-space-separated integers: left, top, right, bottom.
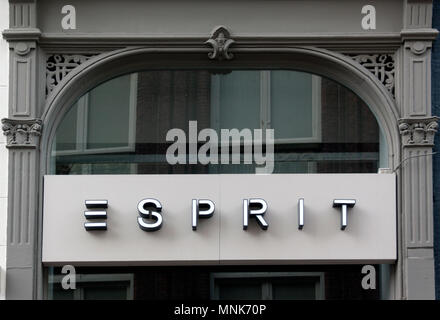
75, 94, 89, 152
260, 71, 271, 130
262, 280, 272, 300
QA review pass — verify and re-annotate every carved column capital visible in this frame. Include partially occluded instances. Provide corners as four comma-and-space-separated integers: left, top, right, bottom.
1, 118, 42, 148
398, 117, 439, 147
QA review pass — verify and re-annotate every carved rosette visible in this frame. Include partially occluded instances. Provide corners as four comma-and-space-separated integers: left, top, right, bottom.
205, 26, 235, 61
1, 118, 43, 148
46, 54, 97, 95
350, 54, 395, 97
398, 117, 439, 147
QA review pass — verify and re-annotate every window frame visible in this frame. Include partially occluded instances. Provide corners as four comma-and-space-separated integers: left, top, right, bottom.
210, 71, 322, 145
47, 273, 134, 300
53, 73, 138, 156
210, 272, 325, 300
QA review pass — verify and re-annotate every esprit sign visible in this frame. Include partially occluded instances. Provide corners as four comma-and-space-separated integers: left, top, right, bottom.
82, 197, 356, 232
42, 174, 397, 265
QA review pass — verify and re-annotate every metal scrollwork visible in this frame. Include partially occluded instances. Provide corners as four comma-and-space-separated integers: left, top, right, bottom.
46, 54, 96, 95
351, 54, 395, 97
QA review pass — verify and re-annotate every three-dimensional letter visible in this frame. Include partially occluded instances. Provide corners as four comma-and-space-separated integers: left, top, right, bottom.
243, 198, 269, 230
138, 198, 163, 232
192, 199, 215, 230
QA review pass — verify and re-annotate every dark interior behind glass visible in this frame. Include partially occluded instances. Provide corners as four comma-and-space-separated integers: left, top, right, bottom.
51, 70, 380, 175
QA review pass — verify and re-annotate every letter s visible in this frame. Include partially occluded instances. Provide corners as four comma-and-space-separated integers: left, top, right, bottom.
137, 198, 163, 231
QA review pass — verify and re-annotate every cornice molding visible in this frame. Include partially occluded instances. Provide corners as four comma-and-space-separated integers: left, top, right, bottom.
36, 32, 403, 51
2, 28, 41, 42
400, 28, 439, 42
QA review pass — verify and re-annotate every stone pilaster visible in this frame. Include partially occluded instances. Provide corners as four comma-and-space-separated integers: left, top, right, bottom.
399, 112, 438, 301
398, 0, 439, 300
3, 0, 40, 118
401, 39, 437, 117
1, 0, 41, 300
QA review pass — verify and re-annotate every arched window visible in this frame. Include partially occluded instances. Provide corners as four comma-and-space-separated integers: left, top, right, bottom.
50, 69, 386, 174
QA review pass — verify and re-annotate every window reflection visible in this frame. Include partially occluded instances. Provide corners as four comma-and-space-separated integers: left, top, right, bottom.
51, 70, 381, 174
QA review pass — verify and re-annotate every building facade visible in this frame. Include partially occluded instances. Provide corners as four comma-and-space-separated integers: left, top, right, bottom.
0, 0, 439, 300
0, 0, 9, 301
432, 0, 440, 301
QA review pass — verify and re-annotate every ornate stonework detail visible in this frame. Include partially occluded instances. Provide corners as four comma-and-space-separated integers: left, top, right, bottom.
350, 54, 395, 96
46, 54, 96, 95
1, 118, 42, 148
205, 26, 235, 61
14, 42, 33, 56
409, 41, 429, 55
398, 117, 439, 147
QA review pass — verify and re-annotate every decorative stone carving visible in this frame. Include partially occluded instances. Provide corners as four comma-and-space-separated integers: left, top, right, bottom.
46, 54, 96, 95
398, 117, 439, 147
1, 118, 42, 148
409, 41, 429, 55
351, 54, 395, 96
13, 42, 33, 56
205, 26, 235, 61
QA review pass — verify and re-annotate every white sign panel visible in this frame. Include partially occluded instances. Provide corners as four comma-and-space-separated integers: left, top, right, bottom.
42, 174, 397, 265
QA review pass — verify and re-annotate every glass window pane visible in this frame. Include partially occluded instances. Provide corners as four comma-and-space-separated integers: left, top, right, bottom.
212, 71, 260, 132
51, 283, 75, 300
55, 101, 78, 151
83, 285, 128, 300
217, 279, 262, 300
271, 71, 314, 140
271, 278, 318, 300
51, 70, 382, 175
86, 74, 132, 149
